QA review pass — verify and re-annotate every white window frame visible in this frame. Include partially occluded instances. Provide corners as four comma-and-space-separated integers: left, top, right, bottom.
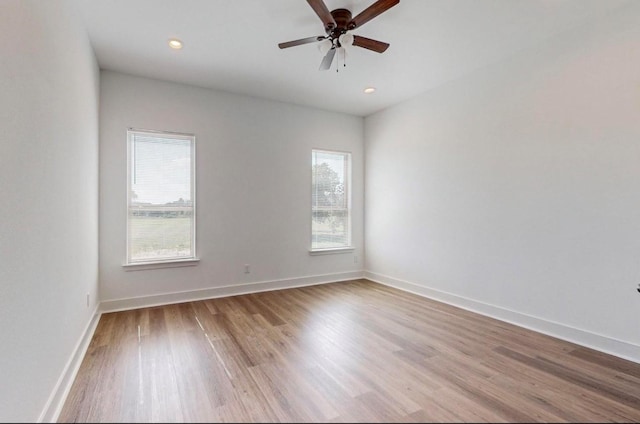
124, 128, 198, 269
310, 148, 353, 254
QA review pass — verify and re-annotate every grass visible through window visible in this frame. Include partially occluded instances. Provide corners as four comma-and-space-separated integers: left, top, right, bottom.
129, 216, 192, 261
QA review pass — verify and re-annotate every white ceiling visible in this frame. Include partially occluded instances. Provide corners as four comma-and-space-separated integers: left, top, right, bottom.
74, 0, 630, 116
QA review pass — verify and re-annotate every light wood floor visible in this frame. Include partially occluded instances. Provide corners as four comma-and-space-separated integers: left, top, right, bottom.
58, 279, 640, 423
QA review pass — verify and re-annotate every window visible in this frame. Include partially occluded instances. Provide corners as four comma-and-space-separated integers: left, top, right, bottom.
126, 129, 196, 265
311, 149, 352, 251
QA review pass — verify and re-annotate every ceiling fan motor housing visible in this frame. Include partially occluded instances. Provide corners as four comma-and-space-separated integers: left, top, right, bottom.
326, 8, 354, 43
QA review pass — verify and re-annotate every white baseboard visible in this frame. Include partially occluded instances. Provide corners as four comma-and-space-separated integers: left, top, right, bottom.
101, 270, 365, 313
365, 271, 640, 364
39, 305, 102, 423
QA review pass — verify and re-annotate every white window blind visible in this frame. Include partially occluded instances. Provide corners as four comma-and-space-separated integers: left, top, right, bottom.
311, 149, 351, 250
126, 129, 196, 264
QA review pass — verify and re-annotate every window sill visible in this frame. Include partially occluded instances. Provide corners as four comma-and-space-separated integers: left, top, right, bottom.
123, 258, 200, 271
309, 247, 355, 256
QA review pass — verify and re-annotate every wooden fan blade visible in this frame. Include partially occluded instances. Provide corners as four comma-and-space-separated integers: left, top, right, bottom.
278, 36, 325, 49
352, 35, 390, 53
349, 0, 399, 30
307, 0, 336, 30
319, 47, 336, 70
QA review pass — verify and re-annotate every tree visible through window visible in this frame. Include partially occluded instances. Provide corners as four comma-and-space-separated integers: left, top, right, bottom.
312, 149, 351, 250
126, 129, 196, 264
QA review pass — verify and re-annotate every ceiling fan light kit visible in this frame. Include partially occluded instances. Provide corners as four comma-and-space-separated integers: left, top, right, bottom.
318, 38, 333, 55
278, 0, 399, 71
339, 32, 355, 49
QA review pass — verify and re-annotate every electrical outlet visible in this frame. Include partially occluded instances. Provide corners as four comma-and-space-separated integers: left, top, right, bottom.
354, 255, 358, 264
86, 293, 90, 307
244, 264, 250, 274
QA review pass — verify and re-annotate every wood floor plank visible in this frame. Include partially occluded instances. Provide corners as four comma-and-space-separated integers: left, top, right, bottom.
58, 279, 640, 423
483, 344, 640, 422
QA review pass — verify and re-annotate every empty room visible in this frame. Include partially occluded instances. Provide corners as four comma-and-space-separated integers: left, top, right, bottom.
2, 0, 640, 422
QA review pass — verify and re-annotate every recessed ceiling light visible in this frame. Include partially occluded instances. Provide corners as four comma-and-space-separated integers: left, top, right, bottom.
363, 87, 376, 94
168, 39, 183, 49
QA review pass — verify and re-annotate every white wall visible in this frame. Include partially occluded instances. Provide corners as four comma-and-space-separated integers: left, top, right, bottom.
365, 2, 640, 361
99, 71, 363, 307
0, 1, 100, 421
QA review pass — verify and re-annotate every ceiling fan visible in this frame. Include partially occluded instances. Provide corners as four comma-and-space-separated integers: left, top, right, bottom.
278, 0, 400, 71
